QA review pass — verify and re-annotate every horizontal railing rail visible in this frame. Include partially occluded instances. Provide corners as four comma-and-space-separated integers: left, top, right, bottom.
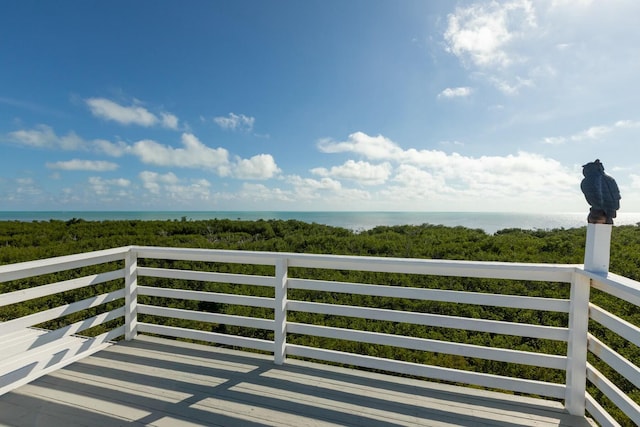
576, 270, 640, 427
1, 244, 638, 426
0, 247, 130, 394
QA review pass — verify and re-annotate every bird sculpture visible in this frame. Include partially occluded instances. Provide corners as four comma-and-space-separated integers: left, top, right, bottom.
580, 159, 621, 224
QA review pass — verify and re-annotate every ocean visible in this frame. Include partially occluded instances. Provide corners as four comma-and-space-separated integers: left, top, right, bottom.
2, 211, 640, 234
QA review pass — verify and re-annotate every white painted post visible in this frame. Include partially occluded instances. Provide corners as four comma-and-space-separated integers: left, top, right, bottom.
565, 272, 590, 416
124, 248, 138, 341
565, 223, 612, 415
584, 223, 612, 275
274, 257, 288, 365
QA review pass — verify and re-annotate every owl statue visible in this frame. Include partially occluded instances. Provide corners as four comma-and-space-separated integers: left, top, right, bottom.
580, 159, 621, 224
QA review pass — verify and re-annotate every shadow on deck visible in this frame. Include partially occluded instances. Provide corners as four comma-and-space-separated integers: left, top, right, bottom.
0, 335, 594, 427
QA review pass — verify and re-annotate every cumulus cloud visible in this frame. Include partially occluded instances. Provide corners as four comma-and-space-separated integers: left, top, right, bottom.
317, 132, 404, 160
8, 125, 58, 148
442, 0, 541, 95
131, 134, 280, 179
443, 0, 640, 97
284, 175, 371, 204
235, 182, 295, 203
542, 119, 640, 145
316, 131, 577, 210
444, 0, 536, 69
14, 178, 42, 197
93, 139, 129, 157
488, 76, 533, 95
86, 98, 158, 126
438, 87, 473, 99
8, 125, 128, 156
130, 133, 231, 175
233, 154, 281, 179
161, 112, 179, 130
86, 98, 179, 129
391, 165, 446, 191
213, 113, 255, 132
46, 159, 119, 171
139, 170, 210, 201
139, 171, 179, 194
311, 160, 392, 185
7, 125, 280, 181
88, 176, 131, 195
6, 125, 86, 149
287, 175, 342, 192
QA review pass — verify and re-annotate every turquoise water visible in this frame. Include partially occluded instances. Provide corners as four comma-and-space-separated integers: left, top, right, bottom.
1, 211, 640, 234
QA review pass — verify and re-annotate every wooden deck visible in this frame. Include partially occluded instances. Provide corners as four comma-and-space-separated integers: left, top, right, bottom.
0, 335, 595, 427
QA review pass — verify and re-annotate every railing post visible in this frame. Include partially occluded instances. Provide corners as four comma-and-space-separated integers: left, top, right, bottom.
274, 257, 288, 365
584, 223, 612, 275
124, 247, 138, 341
565, 271, 590, 416
565, 223, 611, 415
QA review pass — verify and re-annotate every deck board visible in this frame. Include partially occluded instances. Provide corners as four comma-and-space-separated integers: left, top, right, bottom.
0, 335, 595, 427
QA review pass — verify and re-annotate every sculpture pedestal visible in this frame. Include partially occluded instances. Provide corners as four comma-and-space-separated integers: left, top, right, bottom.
584, 223, 612, 275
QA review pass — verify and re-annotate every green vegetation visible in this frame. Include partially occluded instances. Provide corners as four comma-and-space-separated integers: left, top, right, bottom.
1, 218, 639, 425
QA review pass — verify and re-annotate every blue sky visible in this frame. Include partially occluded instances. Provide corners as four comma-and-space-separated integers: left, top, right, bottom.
2, 0, 640, 212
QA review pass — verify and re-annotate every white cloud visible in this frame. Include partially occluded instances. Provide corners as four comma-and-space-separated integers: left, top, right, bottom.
235, 182, 295, 203
139, 171, 179, 194
161, 112, 179, 130
85, 98, 180, 129
442, 0, 549, 95
443, 0, 640, 99
93, 139, 129, 157
88, 176, 131, 195
8, 125, 127, 156
213, 113, 255, 132
317, 132, 403, 160
542, 136, 566, 145
391, 165, 446, 191
9, 125, 58, 148
444, 0, 536, 69
285, 175, 371, 204
139, 170, 211, 201
126, 132, 280, 180
233, 154, 281, 179
311, 160, 392, 185
572, 125, 610, 141
86, 98, 159, 127
315, 131, 578, 211
543, 119, 640, 144
46, 159, 119, 171
287, 175, 342, 192
489, 75, 534, 95
7, 125, 280, 182
130, 133, 231, 175
438, 87, 473, 99
614, 120, 640, 129
3, 178, 43, 200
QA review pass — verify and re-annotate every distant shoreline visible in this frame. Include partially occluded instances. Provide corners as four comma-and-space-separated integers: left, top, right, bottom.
2, 211, 640, 234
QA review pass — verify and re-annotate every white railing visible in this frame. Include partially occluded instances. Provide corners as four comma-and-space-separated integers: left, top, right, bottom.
1, 243, 639, 426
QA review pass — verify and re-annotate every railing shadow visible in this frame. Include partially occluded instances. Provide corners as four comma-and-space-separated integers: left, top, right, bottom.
50, 337, 591, 427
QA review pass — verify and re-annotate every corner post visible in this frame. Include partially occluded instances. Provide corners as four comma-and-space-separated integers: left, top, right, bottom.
124, 248, 138, 341
274, 257, 288, 365
584, 223, 612, 275
565, 272, 590, 416
565, 223, 612, 415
